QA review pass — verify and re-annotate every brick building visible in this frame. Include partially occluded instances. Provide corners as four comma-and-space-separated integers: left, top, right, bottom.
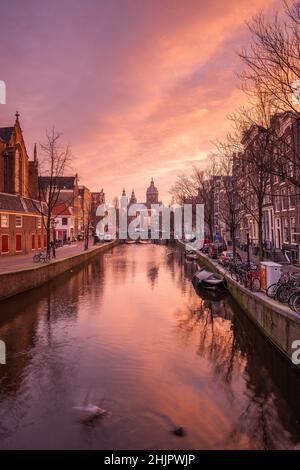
79, 185, 92, 236
39, 175, 82, 239
0, 113, 38, 198
0, 113, 43, 256
90, 188, 105, 232
0, 193, 47, 255
267, 113, 300, 262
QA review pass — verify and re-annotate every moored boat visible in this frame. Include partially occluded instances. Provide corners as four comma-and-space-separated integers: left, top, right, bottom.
192, 269, 226, 291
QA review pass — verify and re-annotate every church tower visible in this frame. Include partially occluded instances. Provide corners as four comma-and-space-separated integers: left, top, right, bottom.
146, 178, 158, 208
129, 189, 137, 206
29, 143, 39, 199
0, 112, 30, 197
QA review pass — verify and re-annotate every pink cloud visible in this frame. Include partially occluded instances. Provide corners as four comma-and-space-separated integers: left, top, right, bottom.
0, 0, 278, 202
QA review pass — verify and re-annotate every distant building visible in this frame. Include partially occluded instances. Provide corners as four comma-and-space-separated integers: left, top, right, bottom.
52, 202, 74, 242
79, 185, 91, 235
91, 188, 105, 232
39, 175, 81, 239
146, 178, 159, 208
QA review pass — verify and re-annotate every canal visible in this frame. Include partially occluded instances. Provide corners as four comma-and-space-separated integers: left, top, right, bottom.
0, 243, 300, 450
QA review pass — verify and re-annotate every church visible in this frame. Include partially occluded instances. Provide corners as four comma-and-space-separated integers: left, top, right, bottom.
123, 177, 161, 209
119, 178, 162, 238
0, 113, 46, 255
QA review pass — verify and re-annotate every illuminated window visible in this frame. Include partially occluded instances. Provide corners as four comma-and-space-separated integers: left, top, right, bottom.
0, 214, 9, 228
15, 216, 22, 228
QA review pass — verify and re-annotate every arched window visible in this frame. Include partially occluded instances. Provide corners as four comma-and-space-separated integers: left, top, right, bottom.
18, 151, 23, 194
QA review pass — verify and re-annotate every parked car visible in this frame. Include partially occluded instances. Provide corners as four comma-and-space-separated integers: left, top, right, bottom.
184, 233, 196, 243
103, 233, 112, 242
218, 251, 242, 267
208, 243, 224, 259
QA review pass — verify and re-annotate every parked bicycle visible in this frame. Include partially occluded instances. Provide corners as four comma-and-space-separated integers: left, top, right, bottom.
266, 271, 300, 303
33, 250, 51, 263
229, 260, 261, 292
288, 290, 300, 314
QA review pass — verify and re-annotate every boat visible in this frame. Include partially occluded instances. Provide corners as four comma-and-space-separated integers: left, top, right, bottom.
193, 284, 227, 301
192, 269, 226, 291
184, 250, 198, 261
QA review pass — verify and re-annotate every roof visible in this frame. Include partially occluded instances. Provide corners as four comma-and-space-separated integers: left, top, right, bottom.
0, 126, 14, 143
0, 192, 43, 214
39, 176, 76, 190
52, 202, 73, 216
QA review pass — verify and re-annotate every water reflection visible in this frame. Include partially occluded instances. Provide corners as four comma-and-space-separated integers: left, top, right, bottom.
0, 244, 299, 449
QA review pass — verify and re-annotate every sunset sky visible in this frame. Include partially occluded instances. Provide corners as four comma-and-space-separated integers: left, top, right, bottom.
0, 0, 280, 203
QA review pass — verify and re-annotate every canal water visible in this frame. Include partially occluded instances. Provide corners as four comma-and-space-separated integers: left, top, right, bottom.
0, 244, 300, 450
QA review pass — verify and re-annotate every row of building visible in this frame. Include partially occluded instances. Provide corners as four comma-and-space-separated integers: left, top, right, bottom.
0, 114, 105, 256
203, 112, 300, 263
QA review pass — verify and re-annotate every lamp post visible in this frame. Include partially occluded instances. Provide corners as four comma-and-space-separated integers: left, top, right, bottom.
246, 232, 251, 268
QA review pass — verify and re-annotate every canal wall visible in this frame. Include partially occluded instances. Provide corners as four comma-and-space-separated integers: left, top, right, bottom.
177, 240, 300, 366
0, 240, 118, 302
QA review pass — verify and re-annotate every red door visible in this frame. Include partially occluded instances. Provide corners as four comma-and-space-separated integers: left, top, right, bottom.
38, 234, 41, 248
31, 234, 35, 250
15, 234, 22, 252
44, 234, 47, 248
1, 235, 9, 254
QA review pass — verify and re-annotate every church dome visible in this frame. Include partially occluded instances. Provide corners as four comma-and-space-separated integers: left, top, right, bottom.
146, 178, 158, 194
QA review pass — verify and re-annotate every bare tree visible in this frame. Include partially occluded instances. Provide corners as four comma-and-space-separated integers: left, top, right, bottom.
238, 2, 300, 190
214, 142, 246, 255
170, 163, 218, 241
34, 129, 72, 255
239, 2, 300, 115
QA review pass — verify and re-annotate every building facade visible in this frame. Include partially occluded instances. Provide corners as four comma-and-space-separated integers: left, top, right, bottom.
39, 175, 81, 239
0, 193, 47, 256
0, 114, 43, 255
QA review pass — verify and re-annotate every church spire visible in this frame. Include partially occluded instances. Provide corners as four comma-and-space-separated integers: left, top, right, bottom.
15, 111, 20, 123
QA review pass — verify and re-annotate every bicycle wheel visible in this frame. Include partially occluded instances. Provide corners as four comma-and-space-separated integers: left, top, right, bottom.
251, 278, 261, 292
266, 283, 278, 298
292, 294, 300, 315
276, 285, 291, 303
33, 254, 40, 263
230, 270, 239, 282
288, 292, 298, 311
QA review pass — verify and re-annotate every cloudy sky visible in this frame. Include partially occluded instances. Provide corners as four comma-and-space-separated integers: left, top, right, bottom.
0, 0, 279, 202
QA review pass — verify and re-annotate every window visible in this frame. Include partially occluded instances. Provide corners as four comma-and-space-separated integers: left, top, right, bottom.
1, 235, 9, 254
289, 187, 296, 208
0, 214, 9, 228
281, 188, 289, 210
290, 218, 297, 244
283, 218, 289, 243
37, 217, 42, 229
15, 216, 22, 228
31, 234, 35, 250
15, 234, 22, 252
275, 191, 280, 212
62, 217, 68, 226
